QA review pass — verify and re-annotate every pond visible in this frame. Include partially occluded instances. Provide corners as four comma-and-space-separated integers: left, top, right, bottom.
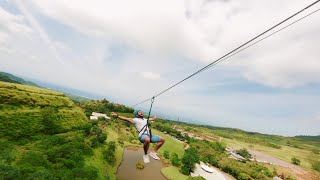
116, 146, 167, 180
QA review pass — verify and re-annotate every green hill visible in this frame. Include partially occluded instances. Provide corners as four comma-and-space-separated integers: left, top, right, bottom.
0, 81, 88, 139
0, 72, 39, 87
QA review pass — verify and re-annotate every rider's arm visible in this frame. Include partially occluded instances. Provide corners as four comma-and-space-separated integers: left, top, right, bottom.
148, 116, 157, 121
110, 112, 133, 124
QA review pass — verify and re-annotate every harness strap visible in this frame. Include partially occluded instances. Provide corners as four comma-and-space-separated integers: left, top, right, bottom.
138, 97, 155, 140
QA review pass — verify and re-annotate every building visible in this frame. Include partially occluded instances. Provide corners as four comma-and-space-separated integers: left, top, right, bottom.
90, 112, 111, 121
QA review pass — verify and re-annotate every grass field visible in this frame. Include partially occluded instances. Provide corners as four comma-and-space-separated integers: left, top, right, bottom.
152, 129, 185, 158
161, 166, 188, 180
0, 81, 88, 139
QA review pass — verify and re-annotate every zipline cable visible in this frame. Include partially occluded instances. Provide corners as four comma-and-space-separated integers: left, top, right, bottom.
132, 0, 320, 107
198, 7, 320, 76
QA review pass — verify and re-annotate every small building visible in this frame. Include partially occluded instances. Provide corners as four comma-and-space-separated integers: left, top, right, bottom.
90, 116, 98, 120
90, 112, 111, 121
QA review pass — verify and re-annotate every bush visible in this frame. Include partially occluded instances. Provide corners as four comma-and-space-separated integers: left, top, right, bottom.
0, 165, 22, 179
163, 150, 170, 159
210, 142, 226, 153
170, 153, 181, 167
28, 170, 55, 180
41, 107, 61, 135
83, 123, 92, 136
103, 141, 117, 166
238, 173, 251, 180
187, 176, 206, 180
90, 138, 99, 148
136, 161, 144, 169
312, 161, 320, 172
19, 151, 50, 168
291, 158, 300, 165
181, 148, 200, 174
97, 133, 107, 143
180, 165, 189, 175
236, 148, 252, 159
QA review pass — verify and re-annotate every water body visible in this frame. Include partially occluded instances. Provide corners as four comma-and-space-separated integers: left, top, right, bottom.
116, 146, 166, 180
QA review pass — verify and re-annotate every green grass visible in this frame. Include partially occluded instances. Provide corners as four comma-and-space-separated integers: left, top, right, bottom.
161, 166, 188, 180
0, 81, 63, 96
152, 129, 185, 158
0, 81, 88, 139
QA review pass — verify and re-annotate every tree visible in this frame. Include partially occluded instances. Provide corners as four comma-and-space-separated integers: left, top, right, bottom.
170, 153, 181, 167
312, 161, 320, 172
103, 141, 117, 165
236, 148, 251, 159
163, 151, 170, 159
41, 107, 61, 135
181, 148, 199, 175
291, 157, 300, 165
97, 133, 107, 143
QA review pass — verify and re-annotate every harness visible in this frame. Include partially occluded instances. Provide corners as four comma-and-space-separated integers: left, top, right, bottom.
138, 97, 155, 140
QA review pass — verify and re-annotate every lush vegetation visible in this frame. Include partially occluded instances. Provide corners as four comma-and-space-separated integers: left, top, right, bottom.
0, 81, 136, 179
155, 119, 320, 180
236, 148, 252, 159
0, 72, 39, 87
78, 98, 134, 118
0, 117, 121, 179
1, 77, 319, 180
0, 82, 87, 139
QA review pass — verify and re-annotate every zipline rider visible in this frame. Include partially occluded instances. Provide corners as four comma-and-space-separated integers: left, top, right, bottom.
111, 110, 165, 163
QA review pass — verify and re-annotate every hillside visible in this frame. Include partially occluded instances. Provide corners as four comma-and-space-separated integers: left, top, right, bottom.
0, 72, 39, 87
153, 119, 320, 179
0, 81, 88, 139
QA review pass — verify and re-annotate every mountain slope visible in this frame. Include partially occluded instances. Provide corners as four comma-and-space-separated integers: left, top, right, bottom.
0, 72, 39, 87
0, 81, 88, 139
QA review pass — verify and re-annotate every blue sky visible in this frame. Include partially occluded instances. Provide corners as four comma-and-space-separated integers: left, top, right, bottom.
1, 0, 320, 136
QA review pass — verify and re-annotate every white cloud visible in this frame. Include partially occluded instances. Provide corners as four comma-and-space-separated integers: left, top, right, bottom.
28, 0, 320, 88
141, 71, 160, 80
1, 0, 320, 135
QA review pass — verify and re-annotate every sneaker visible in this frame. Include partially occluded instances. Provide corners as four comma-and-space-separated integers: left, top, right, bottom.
149, 152, 160, 160
143, 155, 150, 163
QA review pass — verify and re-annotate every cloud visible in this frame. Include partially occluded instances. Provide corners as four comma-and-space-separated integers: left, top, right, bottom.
141, 72, 160, 80
1, 0, 320, 135
28, 0, 320, 88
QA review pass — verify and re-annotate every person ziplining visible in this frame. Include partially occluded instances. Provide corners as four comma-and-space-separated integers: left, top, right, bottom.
110, 110, 165, 163
112, 0, 319, 165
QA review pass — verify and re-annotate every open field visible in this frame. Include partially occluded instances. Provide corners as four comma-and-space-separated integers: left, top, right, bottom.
161, 166, 188, 180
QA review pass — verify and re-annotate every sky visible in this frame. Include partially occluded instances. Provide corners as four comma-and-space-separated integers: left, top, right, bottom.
1, 0, 320, 136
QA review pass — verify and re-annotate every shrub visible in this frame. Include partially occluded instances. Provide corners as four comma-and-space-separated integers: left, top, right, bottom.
97, 133, 107, 143
210, 142, 226, 153
170, 153, 181, 167
83, 123, 92, 136
187, 176, 206, 180
103, 141, 117, 165
181, 148, 200, 174
19, 151, 50, 168
136, 161, 144, 169
163, 150, 170, 159
236, 148, 252, 159
291, 158, 300, 165
41, 107, 61, 135
28, 170, 55, 180
90, 138, 99, 148
180, 165, 189, 175
312, 161, 320, 172
238, 173, 251, 180
0, 165, 22, 179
